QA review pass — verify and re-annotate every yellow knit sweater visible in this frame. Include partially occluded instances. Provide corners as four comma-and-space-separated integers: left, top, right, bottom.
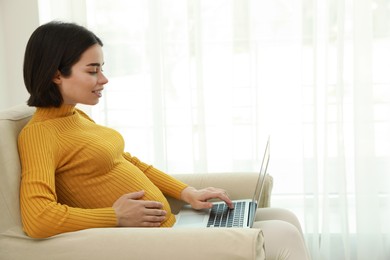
18, 105, 188, 238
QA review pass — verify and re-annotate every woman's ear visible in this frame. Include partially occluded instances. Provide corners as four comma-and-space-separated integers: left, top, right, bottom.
52, 70, 62, 85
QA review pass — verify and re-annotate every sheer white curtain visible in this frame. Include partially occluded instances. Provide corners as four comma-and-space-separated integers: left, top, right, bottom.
39, 0, 390, 258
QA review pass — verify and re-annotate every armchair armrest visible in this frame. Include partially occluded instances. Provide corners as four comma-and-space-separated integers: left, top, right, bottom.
168, 173, 273, 214
0, 226, 265, 260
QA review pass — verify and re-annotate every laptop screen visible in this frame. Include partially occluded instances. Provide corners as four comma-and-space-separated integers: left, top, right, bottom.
252, 137, 270, 207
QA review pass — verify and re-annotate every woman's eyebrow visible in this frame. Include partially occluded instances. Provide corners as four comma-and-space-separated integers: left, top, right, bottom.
86, 62, 104, 67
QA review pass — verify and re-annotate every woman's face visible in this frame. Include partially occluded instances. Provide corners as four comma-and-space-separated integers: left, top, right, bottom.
54, 44, 108, 106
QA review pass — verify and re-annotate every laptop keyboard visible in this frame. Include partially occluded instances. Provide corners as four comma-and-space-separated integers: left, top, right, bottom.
207, 201, 246, 227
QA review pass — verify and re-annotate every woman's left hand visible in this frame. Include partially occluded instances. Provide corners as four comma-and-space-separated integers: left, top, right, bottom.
180, 186, 234, 210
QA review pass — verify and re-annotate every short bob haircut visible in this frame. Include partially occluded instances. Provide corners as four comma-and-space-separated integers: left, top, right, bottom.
23, 21, 103, 107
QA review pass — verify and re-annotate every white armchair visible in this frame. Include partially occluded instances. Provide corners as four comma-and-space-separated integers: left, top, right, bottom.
0, 104, 273, 260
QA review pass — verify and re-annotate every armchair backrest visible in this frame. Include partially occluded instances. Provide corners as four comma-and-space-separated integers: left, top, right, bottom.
0, 104, 35, 234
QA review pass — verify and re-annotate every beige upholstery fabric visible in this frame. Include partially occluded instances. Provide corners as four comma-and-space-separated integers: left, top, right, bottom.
0, 104, 272, 260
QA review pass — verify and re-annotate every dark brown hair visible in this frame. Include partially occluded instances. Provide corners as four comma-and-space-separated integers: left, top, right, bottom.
23, 21, 103, 107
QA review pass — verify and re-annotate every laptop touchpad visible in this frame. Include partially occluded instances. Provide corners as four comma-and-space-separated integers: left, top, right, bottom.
179, 214, 205, 225
175, 208, 209, 227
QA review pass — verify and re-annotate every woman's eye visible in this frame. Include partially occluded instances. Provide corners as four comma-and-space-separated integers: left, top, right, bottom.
89, 69, 103, 74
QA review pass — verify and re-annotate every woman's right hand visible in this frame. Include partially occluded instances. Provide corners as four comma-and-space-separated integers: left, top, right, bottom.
112, 190, 167, 227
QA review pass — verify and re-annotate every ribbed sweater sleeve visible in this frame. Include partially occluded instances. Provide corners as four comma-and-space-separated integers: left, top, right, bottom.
123, 153, 188, 199
18, 123, 117, 238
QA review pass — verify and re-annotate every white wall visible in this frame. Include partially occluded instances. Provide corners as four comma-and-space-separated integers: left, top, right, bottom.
0, 0, 40, 110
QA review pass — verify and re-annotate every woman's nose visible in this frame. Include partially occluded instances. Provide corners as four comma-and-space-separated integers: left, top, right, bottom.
99, 72, 109, 85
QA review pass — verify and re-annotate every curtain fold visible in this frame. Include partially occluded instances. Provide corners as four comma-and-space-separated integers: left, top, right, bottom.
38, 0, 390, 258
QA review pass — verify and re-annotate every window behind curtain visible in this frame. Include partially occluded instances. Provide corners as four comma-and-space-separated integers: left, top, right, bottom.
38, 0, 390, 197
86, 0, 269, 175
38, 1, 390, 257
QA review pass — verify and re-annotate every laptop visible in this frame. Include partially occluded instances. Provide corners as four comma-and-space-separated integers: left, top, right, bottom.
174, 137, 270, 228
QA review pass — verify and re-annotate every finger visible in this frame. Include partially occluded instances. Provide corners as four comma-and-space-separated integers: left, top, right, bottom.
145, 209, 167, 217
139, 215, 166, 227
202, 191, 234, 209
219, 191, 234, 209
143, 201, 164, 209
192, 201, 213, 210
218, 193, 234, 209
125, 190, 145, 200
143, 215, 166, 223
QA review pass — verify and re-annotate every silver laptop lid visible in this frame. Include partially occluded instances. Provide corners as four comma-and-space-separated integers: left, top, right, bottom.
248, 136, 270, 227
